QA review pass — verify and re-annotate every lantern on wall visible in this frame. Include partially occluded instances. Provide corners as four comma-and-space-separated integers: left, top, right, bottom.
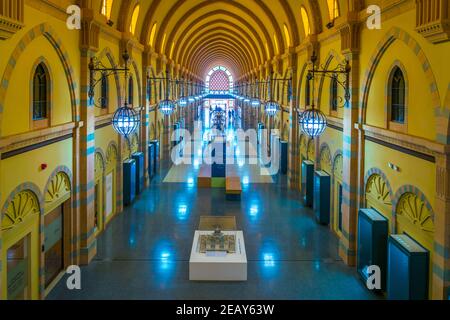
178, 97, 188, 107
264, 73, 279, 117
158, 68, 175, 116
178, 79, 188, 107
265, 101, 280, 117
299, 52, 351, 138
112, 106, 140, 137
299, 109, 327, 137
159, 99, 175, 116
251, 98, 261, 107
251, 80, 261, 107
89, 50, 141, 138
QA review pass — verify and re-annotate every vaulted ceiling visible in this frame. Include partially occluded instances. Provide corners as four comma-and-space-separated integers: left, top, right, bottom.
94, 0, 364, 79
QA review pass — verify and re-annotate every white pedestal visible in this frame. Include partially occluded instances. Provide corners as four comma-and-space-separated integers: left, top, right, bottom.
189, 230, 247, 281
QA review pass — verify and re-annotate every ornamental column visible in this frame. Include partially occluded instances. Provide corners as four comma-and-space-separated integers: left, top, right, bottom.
78, 10, 99, 264
338, 20, 361, 266
142, 48, 152, 186
433, 152, 450, 299
287, 50, 300, 189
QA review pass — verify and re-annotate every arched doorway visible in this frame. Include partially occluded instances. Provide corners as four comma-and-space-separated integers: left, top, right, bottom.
332, 154, 343, 236
1, 188, 41, 300
365, 173, 393, 231
43, 171, 72, 293
396, 192, 434, 252
307, 139, 315, 162
94, 151, 106, 237
319, 145, 332, 174
105, 143, 119, 226
395, 191, 435, 297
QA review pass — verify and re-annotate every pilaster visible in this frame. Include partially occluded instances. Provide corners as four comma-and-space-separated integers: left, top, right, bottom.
78, 9, 99, 264
432, 152, 450, 299
338, 20, 361, 266
287, 51, 300, 190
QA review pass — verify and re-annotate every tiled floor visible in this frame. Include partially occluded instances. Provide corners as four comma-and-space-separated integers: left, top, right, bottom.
48, 151, 380, 300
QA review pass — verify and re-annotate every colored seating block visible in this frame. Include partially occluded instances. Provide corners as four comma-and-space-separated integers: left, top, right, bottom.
211, 177, 226, 188
212, 163, 226, 177
197, 165, 211, 188
226, 177, 242, 201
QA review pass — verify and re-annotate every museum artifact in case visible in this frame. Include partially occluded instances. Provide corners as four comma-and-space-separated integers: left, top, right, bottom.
357, 208, 388, 291
302, 160, 314, 207
387, 234, 429, 300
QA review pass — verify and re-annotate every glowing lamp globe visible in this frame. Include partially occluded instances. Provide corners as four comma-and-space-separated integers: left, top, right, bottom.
299, 109, 327, 137
265, 101, 280, 117
159, 99, 175, 116
112, 106, 140, 137
178, 97, 188, 108
251, 99, 260, 107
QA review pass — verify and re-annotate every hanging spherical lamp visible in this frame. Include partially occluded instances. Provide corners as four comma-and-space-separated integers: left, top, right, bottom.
159, 99, 175, 116
265, 101, 280, 117
251, 98, 260, 107
178, 96, 188, 108
299, 109, 327, 137
112, 106, 140, 137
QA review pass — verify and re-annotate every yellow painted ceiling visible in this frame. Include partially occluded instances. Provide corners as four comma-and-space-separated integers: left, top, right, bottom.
98, 0, 356, 79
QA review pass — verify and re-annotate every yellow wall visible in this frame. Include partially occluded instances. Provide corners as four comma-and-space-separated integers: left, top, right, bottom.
1, 139, 73, 204
95, 125, 119, 152
364, 140, 435, 207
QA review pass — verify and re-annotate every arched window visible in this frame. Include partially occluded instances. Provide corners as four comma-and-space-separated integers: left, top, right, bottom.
101, 0, 113, 20
129, 4, 140, 35
390, 67, 406, 124
33, 63, 49, 125
128, 76, 134, 106
327, 0, 340, 20
330, 75, 338, 112
205, 66, 234, 94
300, 7, 311, 36
149, 23, 157, 47
101, 73, 108, 109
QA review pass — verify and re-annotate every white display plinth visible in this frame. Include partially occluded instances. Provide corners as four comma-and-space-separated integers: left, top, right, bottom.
189, 230, 247, 281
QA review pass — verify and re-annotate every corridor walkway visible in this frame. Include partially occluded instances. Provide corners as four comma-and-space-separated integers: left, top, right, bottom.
48, 155, 378, 300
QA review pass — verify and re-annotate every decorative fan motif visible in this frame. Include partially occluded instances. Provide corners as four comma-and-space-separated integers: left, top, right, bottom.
106, 144, 118, 165
95, 152, 105, 179
366, 174, 392, 206
300, 135, 307, 158
2, 191, 40, 231
307, 139, 315, 161
45, 172, 71, 209
333, 154, 343, 180
131, 134, 139, 154
122, 139, 130, 160
320, 146, 332, 174
397, 193, 434, 235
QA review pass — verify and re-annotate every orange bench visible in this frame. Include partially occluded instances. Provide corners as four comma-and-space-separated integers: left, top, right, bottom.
197, 165, 211, 188
226, 176, 242, 200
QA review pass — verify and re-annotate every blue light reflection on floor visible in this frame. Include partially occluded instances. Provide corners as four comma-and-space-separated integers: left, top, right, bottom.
260, 241, 279, 278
